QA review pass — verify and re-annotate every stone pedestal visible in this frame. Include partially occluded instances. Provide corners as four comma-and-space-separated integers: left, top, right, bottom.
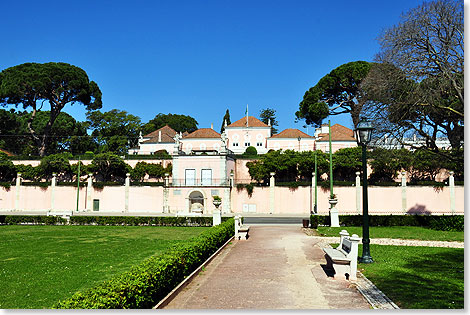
212, 210, 221, 226
329, 199, 339, 227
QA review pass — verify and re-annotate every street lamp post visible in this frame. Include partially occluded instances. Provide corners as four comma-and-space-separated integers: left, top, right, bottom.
355, 118, 374, 264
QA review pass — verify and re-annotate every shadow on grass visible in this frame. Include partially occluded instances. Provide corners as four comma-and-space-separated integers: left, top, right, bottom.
361, 246, 464, 309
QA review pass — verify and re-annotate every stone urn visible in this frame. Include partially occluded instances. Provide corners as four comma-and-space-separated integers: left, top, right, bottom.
329, 198, 338, 207
213, 196, 222, 209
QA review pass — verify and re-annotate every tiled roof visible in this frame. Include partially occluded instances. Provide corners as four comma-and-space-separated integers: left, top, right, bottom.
183, 128, 221, 139
227, 116, 269, 128
317, 124, 356, 142
270, 129, 313, 139
143, 125, 177, 143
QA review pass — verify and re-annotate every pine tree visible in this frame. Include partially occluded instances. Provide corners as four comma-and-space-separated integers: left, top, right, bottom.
220, 109, 231, 133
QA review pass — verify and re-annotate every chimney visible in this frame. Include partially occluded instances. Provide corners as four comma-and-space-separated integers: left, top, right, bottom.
268, 118, 271, 126
211, 123, 213, 130
158, 130, 162, 142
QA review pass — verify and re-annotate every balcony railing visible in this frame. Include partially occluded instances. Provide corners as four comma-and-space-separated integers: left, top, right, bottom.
170, 178, 231, 187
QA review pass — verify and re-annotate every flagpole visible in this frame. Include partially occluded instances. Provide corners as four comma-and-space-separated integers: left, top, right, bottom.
246, 104, 249, 127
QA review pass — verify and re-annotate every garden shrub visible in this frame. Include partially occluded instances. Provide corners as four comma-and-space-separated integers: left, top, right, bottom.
2, 215, 67, 225
69, 216, 214, 227
309, 214, 464, 231
0, 152, 16, 182
54, 218, 235, 309
243, 146, 258, 156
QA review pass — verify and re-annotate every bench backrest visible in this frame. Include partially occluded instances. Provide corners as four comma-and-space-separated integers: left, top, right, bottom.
342, 238, 352, 254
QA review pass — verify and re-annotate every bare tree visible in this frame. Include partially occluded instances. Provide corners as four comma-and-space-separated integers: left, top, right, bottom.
363, 0, 463, 153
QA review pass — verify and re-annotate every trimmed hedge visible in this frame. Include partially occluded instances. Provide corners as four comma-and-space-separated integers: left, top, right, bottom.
309, 214, 464, 232
0, 215, 67, 225
69, 216, 216, 227
54, 218, 234, 309
0, 215, 232, 227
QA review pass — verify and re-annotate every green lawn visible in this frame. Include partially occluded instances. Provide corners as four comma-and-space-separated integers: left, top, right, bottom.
317, 226, 464, 242
358, 244, 464, 309
0, 225, 209, 309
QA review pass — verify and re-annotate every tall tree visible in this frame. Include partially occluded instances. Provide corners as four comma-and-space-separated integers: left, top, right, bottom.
0, 109, 24, 155
296, 61, 371, 128
142, 113, 198, 134
220, 109, 231, 133
0, 62, 102, 156
259, 108, 279, 134
362, 0, 463, 154
86, 109, 142, 155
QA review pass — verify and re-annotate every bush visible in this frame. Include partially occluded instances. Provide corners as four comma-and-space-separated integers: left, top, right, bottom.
243, 146, 258, 156
1, 215, 67, 225
54, 218, 234, 309
309, 214, 464, 231
69, 216, 214, 227
0, 152, 16, 182
89, 153, 131, 182
38, 153, 73, 180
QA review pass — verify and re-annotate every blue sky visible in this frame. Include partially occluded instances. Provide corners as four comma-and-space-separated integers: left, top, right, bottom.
1, 0, 427, 134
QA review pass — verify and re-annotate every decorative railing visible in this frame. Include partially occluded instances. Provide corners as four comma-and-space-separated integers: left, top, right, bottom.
170, 178, 231, 187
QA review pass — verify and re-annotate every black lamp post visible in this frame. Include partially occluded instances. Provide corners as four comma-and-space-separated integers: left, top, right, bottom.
355, 118, 374, 264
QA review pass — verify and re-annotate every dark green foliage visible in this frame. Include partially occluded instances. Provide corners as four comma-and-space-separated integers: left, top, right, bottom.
259, 108, 279, 134
130, 161, 171, 182
246, 149, 328, 184
38, 152, 73, 180
1, 215, 67, 225
235, 183, 254, 197
69, 216, 214, 227
14, 164, 41, 181
309, 214, 463, 231
243, 146, 258, 156
428, 215, 464, 232
0, 152, 16, 181
296, 61, 372, 127
86, 109, 142, 155
0, 62, 102, 156
332, 147, 362, 181
89, 153, 131, 182
54, 219, 234, 309
220, 109, 231, 133
142, 113, 198, 134
0, 108, 24, 155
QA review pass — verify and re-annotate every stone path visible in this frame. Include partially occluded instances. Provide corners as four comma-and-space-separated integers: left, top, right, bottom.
163, 225, 370, 309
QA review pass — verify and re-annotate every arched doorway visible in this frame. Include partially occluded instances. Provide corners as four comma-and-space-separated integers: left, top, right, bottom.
188, 190, 205, 214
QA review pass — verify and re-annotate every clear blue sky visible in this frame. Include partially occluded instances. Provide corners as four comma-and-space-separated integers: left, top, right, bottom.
1, 0, 426, 134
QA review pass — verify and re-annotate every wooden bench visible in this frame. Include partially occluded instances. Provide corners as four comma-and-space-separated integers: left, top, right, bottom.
234, 216, 250, 240
322, 230, 360, 280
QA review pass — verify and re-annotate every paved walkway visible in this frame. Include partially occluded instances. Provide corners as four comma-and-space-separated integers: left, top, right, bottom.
163, 225, 371, 309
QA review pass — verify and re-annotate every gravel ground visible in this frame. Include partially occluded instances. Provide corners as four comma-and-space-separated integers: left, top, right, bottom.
301, 229, 464, 248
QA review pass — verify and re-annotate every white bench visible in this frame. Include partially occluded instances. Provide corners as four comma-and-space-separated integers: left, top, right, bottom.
234, 216, 250, 240
47, 210, 72, 219
322, 230, 360, 281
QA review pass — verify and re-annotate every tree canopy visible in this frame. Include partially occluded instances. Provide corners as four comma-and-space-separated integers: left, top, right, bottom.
296, 61, 371, 128
362, 0, 463, 157
220, 109, 231, 133
259, 108, 279, 134
142, 113, 198, 134
86, 109, 142, 155
0, 62, 102, 156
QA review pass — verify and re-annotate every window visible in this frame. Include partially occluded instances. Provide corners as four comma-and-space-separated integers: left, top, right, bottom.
244, 142, 250, 147
201, 169, 212, 186
185, 169, 196, 186
256, 142, 263, 147
232, 142, 239, 147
